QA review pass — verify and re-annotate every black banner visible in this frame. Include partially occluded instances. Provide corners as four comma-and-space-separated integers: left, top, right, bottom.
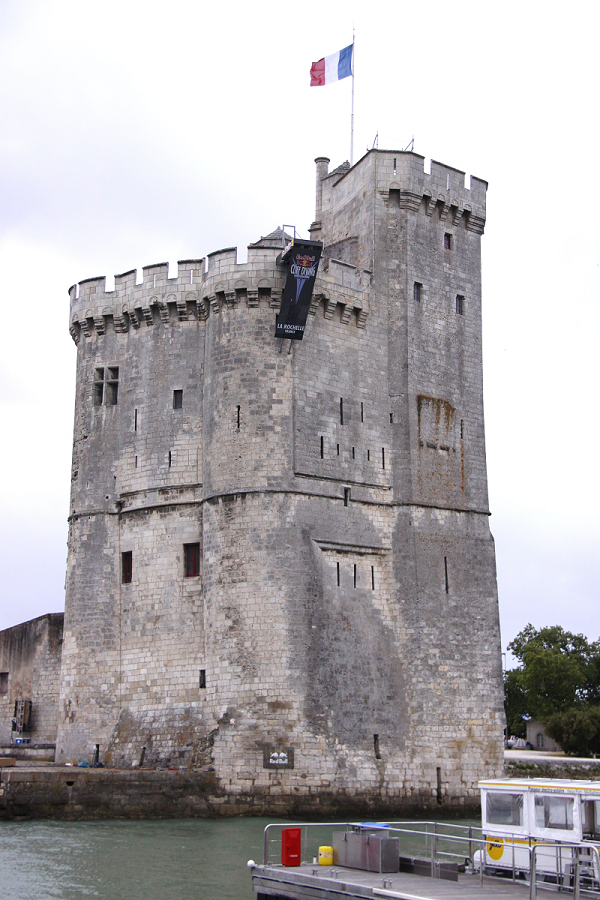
275, 239, 323, 340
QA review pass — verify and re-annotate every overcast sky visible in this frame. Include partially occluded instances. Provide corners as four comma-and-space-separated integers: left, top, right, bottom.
0, 1, 598, 663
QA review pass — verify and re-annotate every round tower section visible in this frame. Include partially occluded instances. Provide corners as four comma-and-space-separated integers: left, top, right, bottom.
58, 260, 209, 765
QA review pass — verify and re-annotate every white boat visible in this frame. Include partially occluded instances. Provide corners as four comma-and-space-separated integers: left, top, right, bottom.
478, 777, 600, 887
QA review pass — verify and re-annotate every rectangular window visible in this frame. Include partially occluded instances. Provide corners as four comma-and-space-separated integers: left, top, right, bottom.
413, 282, 422, 302
336, 561, 340, 586
173, 390, 183, 409
535, 795, 574, 830
444, 556, 449, 594
344, 487, 351, 507
106, 367, 119, 405
371, 566, 375, 590
93, 368, 104, 406
353, 564, 357, 588
340, 398, 344, 425
199, 669, 206, 689
382, 447, 385, 469
0, 672, 8, 694
337, 443, 340, 456
121, 551, 132, 584
360, 402, 364, 423
486, 792, 524, 826
456, 294, 464, 315
134, 408, 138, 431
320, 436, 324, 459
184, 542, 200, 577
444, 233, 452, 250
460, 418, 464, 440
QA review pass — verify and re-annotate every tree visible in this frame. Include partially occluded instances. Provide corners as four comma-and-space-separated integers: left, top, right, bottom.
505, 624, 600, 755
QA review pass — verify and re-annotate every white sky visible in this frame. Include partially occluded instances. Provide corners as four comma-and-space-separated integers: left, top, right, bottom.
0, 1, 598, 663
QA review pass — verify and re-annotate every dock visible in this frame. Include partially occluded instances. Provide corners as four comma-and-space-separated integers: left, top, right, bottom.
251, 862, 533, 899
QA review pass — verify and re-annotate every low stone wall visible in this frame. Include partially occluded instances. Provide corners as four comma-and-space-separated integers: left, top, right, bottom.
0, 765, 481, 820
0, 743, 55, 762
505, 757, 600, 781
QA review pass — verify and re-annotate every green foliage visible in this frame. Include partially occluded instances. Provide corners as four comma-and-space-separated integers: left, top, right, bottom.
505, 625, 600, 754
545, 707, 600, 758
504, 669, 527, 737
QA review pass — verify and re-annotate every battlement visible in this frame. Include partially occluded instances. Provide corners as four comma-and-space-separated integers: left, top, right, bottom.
318, 150, 487, 238
68, 242, 371, 343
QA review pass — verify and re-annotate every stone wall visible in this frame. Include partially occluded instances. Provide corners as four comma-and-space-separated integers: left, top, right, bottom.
0, 614, 63, 744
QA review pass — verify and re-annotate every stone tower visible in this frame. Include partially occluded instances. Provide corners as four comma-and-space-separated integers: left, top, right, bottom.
56, 149, 504, 814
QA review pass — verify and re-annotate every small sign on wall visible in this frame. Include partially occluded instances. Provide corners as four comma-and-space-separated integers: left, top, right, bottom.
263, 745, 294, 769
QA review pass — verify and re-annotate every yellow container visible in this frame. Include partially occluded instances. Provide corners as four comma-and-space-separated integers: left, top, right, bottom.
318, 846, 333, 866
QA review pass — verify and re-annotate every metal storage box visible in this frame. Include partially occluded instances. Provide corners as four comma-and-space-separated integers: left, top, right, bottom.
333, 831, 399, 873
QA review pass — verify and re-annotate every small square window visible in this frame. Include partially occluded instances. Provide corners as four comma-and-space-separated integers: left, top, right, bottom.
456, 294, 464, 315
413, 282, 422, 302
0, 672, 8, 694
121, 551, 132, 584
173, 390, 183, 410
444, 233, 452, 250
199, 669, 206, 689
184, 542, 200, 577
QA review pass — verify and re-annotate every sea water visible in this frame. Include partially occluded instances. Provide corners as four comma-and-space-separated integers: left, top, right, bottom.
0, 816, 480, 900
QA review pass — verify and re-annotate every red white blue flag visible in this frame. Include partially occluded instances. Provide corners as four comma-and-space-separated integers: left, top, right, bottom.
310, 44, 353, 86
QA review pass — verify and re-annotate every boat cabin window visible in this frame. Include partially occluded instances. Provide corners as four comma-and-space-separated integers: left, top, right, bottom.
582, 799, 600, 839
486, 792, 524, 826
534, 795, 574, 830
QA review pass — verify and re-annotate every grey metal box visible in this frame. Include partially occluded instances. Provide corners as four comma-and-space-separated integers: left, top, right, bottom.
333, 831, 399, 873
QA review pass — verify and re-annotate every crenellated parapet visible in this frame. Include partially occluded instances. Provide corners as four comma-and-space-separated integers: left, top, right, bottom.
68, 241, 372, 343
317, 150, 487, 241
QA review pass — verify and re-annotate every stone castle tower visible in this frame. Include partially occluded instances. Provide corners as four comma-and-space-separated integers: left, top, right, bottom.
56, 149, 504, 813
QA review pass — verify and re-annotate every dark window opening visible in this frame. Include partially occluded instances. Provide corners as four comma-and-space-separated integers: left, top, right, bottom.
236, 404, 240, 430
337, 443, 340, 456
173, 390, 183, 409
371, 566, 375, 590
168, 451, 172, 468
414, 282, 422, 302
444, 233, 452, 250
184, 542, 200, 577
135, 456, 138, 468
460, 419, 464, 440
353, 564, 357, 588
106, 367, 119, 405
337, 561, 340, 586
382, 447, 385, 469
0, 672, 8, 694
122, 551, 132, 584
437, 767, 443, 805
360, 402, 364, 423
139, 746, 146, 767
374, 734, 381, 760
134, 408, 138, 431
320, 436, 324, 459
444, 556, 449, 594
367, 449, 370, 461
352, 446, 355, 459
93, 744, 100, 766
456, 294, 464, 315
199, 669, 206, 689
344, 487, 351, 507
93, 368, 104, 406
340, 398, 344, 425
390, 413, 393, 424
393, 157, 397, 175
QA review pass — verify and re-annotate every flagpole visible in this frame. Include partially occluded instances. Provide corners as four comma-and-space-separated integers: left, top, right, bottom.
350, 28, 355, 166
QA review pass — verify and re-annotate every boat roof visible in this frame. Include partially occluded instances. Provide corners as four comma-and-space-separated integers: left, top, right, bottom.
480, 778, 600, 793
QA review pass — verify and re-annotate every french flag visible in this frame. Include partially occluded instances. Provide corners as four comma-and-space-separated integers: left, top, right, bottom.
310, 44, 353, 86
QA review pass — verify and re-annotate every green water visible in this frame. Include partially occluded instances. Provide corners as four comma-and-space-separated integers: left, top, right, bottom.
0, 816, 480, 900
